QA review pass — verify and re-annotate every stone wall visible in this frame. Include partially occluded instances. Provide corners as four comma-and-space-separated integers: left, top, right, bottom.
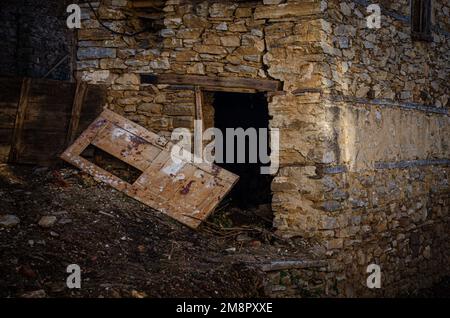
272, 0, 450, 297
0, 0, 75, 80
77, 0, 450, 297
76, 0, 331, 231
77, 0, 325, 135
322, 0, 449, 107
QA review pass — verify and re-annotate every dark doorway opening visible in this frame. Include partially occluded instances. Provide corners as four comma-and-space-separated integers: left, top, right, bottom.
213, 92, 273, 217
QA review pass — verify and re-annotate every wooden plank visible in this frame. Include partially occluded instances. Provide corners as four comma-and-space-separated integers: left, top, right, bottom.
0, 106, 19, 129
170, 166, 220, 208
195, 86, 203, 121
61, 110, 239, 229
28, 79, 75, 105
0, 128, 14, 144
0, 129, 13, 163
66, 81, 88, 145
76, 85, 107, 136
131, 0, 165, 9
164, 85, 258, 94
170, 146, 238, 184
164, 164, 199, 200
141, 74, 283, 92
22, 106, 71, 132
194, 86, 203, 160
91, 122, 160, 171
13, 130, 67, 165
134, 150, 172, 189
0, 77, 106, 165
62, 116, 109, 158
202, 86, 258, 94
0, 145, 11, 163
0, 78, 28, 163
8, 78, 31, 163
101, 109, 170, 149
0, 77, 23, 102
65, 155, 131, 192
136, 155, 182, 196
195, 186, 230, 222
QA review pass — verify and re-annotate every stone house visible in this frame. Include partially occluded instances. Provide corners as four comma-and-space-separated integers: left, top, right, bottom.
1, 0, 449, 297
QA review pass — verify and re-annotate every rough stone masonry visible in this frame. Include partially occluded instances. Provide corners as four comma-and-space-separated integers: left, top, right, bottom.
73, 0, 450, 297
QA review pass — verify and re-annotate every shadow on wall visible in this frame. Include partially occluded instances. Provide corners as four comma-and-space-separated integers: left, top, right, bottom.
0, 0, 75, 80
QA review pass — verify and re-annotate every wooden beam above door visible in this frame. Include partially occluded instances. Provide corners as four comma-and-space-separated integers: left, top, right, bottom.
140, 74, 283, 92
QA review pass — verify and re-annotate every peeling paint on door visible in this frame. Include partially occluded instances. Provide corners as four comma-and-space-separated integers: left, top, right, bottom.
61, 109, 239, 229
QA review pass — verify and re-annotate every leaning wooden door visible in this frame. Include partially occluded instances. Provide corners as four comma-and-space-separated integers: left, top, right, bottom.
61, 109, 238, 229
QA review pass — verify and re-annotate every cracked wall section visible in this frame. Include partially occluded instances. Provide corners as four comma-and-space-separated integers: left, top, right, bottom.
76, 0, 332, 240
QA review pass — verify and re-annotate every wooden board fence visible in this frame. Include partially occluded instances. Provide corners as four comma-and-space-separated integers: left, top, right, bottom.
0, 77, 107, 165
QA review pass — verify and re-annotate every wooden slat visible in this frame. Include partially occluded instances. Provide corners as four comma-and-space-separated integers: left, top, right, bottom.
0, 77, 23, 102
0, 145, 11, 163
91, 122, 160, 171
13, 131, 67, 165
23, 105, 71, 131
202, 86, 258, 94
195, 186, 229, 221
170, 167, 220, 209
8, 78, 31, 163
0, 106, 19, 129
76, 85, 108, 136
140, 154, 193, 198
195, 86, 203, 122
66, 81, 88, 145
0, 77, 106, 165
131, 0, 165, 9
194, 86, 203, 160
28, 79, 75, 105
101, 109, 170, 148
62, 117, 109, 158
0, 129, 14, 162
66, 155, 131, 192
141, 74, 283, 92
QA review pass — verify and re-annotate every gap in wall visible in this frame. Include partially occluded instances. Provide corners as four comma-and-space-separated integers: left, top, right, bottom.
212, 92, 274, 227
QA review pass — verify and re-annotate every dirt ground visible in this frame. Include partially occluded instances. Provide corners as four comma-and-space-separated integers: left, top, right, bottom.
0, 164, 314, 298
2, 163, 449, 298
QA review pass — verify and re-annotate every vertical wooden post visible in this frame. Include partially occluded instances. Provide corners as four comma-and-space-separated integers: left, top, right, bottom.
195, 86, 203, 121
66, 81, 88, 146
8, 78, 31, 163
194, 86, 204, 161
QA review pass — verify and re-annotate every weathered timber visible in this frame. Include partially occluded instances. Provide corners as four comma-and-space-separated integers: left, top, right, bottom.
66, 81, 88, 146
61, 109, 239, 229
0, 77, 107, 165
8, 78, 32, 163
141, 74, 283, 92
